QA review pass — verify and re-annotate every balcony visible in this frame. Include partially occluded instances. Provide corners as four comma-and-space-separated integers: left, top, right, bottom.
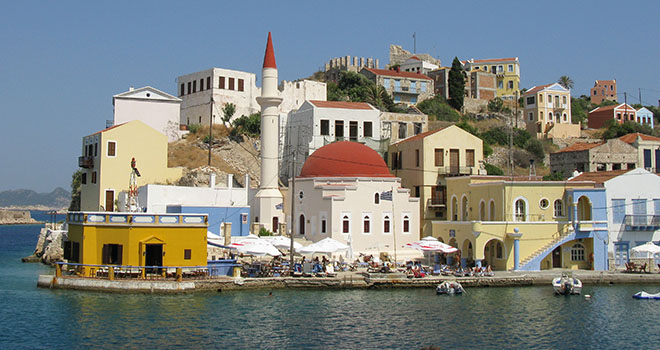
427, 198, 447, 208
437, 166, 473, 176
78, 156, 94, 169
623, 215, 660, 231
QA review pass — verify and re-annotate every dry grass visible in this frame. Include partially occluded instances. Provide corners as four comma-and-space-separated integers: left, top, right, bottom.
168, 140, 234, 174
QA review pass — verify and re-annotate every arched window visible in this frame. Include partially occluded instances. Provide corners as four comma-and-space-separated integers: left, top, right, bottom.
489, 200, 495, 221
548, 112, 553, 122
403, 215, 410, 233
571, 243, 585, 261
452, 196, 458, 221
374, 193, 380, 204
577, 196, 592, 221
515, 199, 526, 221
299, 214, 306, 235
363, 215, 371, 234
563, 113, 568, 122
383, 215, 391, 234
462, 196, 469, 221
554, 199, 564, 217
496, 241, 503, 259
480, 201, 486, 221
342, 215, 349, 234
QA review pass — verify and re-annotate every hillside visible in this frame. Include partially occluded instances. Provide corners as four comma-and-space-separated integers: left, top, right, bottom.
0, 187, 70, 209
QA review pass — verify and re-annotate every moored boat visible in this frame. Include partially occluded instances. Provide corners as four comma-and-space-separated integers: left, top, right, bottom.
552, 273, 582, 295
633, 291, 660, 299
436, 281, 464, 295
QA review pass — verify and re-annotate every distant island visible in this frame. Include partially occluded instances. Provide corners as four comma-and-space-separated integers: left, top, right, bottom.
0, 209, 37, 225
0, 187, 70, 210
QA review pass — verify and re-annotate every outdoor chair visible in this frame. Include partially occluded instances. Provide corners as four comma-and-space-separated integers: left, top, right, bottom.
639, 263, 648, 273
302, 262, 313, 277
325, 264, 337, 277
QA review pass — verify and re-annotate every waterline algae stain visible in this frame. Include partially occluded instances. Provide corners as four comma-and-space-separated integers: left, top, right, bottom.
2, 225, 660, 349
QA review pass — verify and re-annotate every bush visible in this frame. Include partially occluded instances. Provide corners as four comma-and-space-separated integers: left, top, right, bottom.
481, 126, 509, 146
602, 120, 655, 140
188, 124, 201, 134
543, 172, 564, 181
488, 97, 504, 113
484, 163, 503, 175
525, 139, 545, 159
259, 227, 273, 236
483, 143, 493, 158
232, 113, 261, 137
417, 96, 461, 122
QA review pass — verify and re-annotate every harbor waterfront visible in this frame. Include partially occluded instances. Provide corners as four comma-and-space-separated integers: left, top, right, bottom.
5, 224, 660, 349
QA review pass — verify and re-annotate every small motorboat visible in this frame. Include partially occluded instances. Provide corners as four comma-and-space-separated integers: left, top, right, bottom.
633, 291, 660, 299
436, 281, 464, 295
552, 273, 582, 295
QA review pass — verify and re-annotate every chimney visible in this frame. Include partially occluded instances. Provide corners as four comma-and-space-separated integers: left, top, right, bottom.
209, 173, 216, 189
129, 86, 134, 91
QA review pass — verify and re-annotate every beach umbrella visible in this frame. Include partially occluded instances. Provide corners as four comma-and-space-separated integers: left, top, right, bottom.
262, 236, 302, 250
631, 242, 660, 259
228, 236, 282, 256
207, 231, 224, 245
405, 237, 458, 254
298, 237, 349, 255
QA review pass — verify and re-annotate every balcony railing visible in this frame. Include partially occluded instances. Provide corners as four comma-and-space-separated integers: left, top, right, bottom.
437, 166, 473, 176
624, 215, 660, 231
78, 156, 94, 169
427, 198, 447, 208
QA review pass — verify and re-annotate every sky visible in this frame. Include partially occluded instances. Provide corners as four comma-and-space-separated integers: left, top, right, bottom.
1, 1, 659, 193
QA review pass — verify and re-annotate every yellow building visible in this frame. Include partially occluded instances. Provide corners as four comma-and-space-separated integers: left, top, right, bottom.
523, 83, 581, 139
79, 120, 182, 211
388, 125, 485, 236
65, 212, 208, 277
432, 175, 609, 271
463, 57, 520, 100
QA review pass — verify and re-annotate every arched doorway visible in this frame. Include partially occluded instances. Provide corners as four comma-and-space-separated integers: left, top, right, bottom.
577, 196, 592, 221
484, 239, 506, 270
451, 197, 458, 221
462, 239, 473, 265
299, 214, 306, 235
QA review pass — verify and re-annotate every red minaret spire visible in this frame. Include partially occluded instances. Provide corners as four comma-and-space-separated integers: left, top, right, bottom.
262, 32, 277, 69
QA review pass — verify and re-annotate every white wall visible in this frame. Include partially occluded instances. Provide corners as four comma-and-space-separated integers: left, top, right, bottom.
138, 178, 252, 213
114, 98, 181, 142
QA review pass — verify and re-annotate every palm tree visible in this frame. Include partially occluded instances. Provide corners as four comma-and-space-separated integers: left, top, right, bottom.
365, 85, 388, 110
558, 76, 574, 90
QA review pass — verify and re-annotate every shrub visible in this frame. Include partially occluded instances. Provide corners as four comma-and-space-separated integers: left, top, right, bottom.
417, 96, 461, 122
483, 142, 493, 157
188, 124, 201, 134
543, 172, 564, 181
258, 227, 273, 236
488, 97, 504, 113
525, 139, 545, 159
484, 163, 503, 175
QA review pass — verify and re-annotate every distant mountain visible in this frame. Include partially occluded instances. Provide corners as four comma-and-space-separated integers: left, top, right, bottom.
0, 187, 70, 209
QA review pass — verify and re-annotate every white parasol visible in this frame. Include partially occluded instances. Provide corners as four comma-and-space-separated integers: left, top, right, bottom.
261, 235, 303, 250
298, 237, 349, 255
228, 235, 282, 256
405, 236, 459, 253
631, 242, 660, 259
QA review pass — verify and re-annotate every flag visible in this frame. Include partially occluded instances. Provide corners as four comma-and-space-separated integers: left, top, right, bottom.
275, 202, 283, 210
380, 190, 392, 201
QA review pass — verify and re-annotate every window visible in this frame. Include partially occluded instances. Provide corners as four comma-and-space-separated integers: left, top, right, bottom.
321, 218, 327, 234
200, 78, 204, 91
529, 112, 534, 121
184, 249, 192, 260
342, 215, 350, 234
435, 148, 444, 166
364, 121, 373, 137
563, 113, 567, 122
238, 79, 244, 92
497, 65, 503, 73
398, 122, 407, 139
421, 82, 427, 92
180, 83, 185, 96
452, 197, 458, 221
94, 143, 98, 157
363, 215, 371, 234
394, 95, 401, 103
462, 196, 469, 221
655, 199, 660, 215
187, 82, 191, 94
91, 171, 97, 184
539, 94, 543, 103
612, 199, 625, 223
526, 96, 535, 105
383, 215, 391, 234
480, 201, 486, 221
403, 215, 410, 233
414, 186, 420, 198
320, 120, 329, 135
410, 96, 417, 104
415, 149, 420, 167
102, 244, 123, 265
374, 193, 380, 204
489, 201, 495, 221
413, 123, 422, 135
554, 199, 564, 217
515, 198, 526, 221
228, 78, 235, 90
562, 96, 567, 104
410, 81, 417, 93
508, 64, 514, 72
219, 76, 225, 89
335, 120, 344, 138
616, 113, 621, 120
107, 141, 116, 157
498, 81, 503, 89
496, 241, 503, 259
571, 243, 585, 261
508, 81, 513, 89
383, 78, 390, 89
65, 241, 80, 262
192, 80, 196, 93
81, 173, 87, 185
539, 198, 549, 209
549, 112, 553, 122
394, 80, 401, 91
540, 111, 544, 121
466, 149, 475, 167
207, 77, 211, 90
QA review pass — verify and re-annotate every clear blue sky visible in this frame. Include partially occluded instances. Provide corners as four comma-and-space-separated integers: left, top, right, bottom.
1, 1, 659, 192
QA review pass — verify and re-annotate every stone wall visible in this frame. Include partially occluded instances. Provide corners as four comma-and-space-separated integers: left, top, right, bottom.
388, 45, 441, 67
0, 209, 36, 224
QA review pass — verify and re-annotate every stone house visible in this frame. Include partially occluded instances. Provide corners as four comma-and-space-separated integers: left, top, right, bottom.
360, 67, 434, 106
618, 133, 660, 173
590, 79, 617, 105
550, 139, 638, 177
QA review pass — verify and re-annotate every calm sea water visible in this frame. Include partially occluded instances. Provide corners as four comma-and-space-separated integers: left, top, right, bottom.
2, 224, 660, 349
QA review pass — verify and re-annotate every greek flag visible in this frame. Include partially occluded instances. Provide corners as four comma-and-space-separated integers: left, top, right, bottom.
380, 190, 392, 201
275, 202, 283, 210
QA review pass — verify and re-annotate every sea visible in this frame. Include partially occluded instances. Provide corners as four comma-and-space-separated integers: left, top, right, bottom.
2, 214, 660, 349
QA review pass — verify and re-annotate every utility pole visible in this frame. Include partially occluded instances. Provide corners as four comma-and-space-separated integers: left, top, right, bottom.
639, 88, 642, 105
289, 149, 296, 269
515, 90, 519, 129
413, 32, 416, 53
208, 96, 213, 166
509, 100, 514, 177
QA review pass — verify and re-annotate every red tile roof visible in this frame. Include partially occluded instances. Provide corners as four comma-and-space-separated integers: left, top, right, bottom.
91, 123, 126, 135
569, 169, 631, 183
467, 57, 517, 64
362, 67, 431, 80
262, 32, 277, 69
391, 127, 446, 146
618, 133, 660, 144
552, 142, 603, 154
308, 100, 375, 110
523, 83, 553, 96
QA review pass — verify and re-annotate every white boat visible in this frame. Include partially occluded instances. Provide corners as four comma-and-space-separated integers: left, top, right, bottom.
436, 281, 464, 295
552, 274, 582, 295
633, 291, 660, 299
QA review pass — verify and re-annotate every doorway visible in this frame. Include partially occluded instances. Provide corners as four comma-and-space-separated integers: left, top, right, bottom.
272, 217, 279, 234
552, 246, 561, 268
299, 214, 306, 236
449, 149, 459, 174
349, 121, 358, 141
145, 244, 163, 273
105, 190, 114, 212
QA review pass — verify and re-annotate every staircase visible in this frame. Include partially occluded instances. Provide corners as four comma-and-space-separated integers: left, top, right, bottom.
516, 230, 575, 271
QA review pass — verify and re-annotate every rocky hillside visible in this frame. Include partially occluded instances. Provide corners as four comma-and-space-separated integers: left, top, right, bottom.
0, 188, 70, 209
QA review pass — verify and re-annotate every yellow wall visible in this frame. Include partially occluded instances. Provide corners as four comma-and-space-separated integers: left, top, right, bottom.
81, 120, 183, 211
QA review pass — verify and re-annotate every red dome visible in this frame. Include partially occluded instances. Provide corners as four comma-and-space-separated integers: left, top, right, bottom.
299, 141, 394, 178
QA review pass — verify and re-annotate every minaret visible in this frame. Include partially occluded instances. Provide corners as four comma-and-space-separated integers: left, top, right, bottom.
255, 32, 284, 233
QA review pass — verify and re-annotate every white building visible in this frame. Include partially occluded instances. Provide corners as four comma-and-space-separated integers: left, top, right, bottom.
571, 168, 660, 267
400, 56, 439, 75
281, 100, 382, 182
289, 141, 420, 262
112, 86, 182, 142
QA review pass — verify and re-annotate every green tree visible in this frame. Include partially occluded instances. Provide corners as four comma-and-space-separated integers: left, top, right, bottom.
221, 103, 236, 126
571, 96, 590, 125
365, 84, 389, 110
557, 75, 574, 90
543, 171, 564, 181
417, 95, 461, 121
601, 120, 655, 140
448, 57, 465, 111
68, 170, 82, 211
231, 112, 261, 137
484, 163, 504, 175
488, 97, 505, 113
